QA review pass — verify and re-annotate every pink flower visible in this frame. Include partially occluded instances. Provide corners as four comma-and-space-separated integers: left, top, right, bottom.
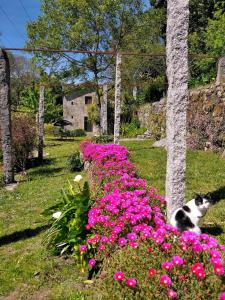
162, 243, 171, 251
195, 270, 205, 280
98, 245, 105, 251
148, 268, 157, 277
126, 278, 137, 287
191, 263, 204, 274
129, 242, 139, 248
214, 264, 225, 275
178, 275, 185, 282
88, 259, 96, 267
219, 292, 225, 300
79, 245, 87, 252
179, 243, 188, 251
162, 261, 173, 271
114, 272, 124, 281
127, 233, 137, 241
118, 237, 127, 247
160, 275, 172, 286
167, 289, 177, 299
172, 256, 184, 266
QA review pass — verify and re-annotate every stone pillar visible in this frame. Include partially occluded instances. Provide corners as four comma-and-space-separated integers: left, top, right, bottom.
216, 57, 225, 84
0, 49, 14, 184
133, 86, 137, 100
114, 52, 122, 144
101, 84, 108, 134
166, 0, 189, 220
38, 85, 45, 160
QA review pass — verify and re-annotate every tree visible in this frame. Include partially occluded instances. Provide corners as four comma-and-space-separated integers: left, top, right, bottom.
166, 0, 189, 220
206, 10, 225, 56
26, 0, 145, 131
0, 49, 14, 184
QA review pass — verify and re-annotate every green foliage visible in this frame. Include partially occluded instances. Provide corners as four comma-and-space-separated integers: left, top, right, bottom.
26, 0, 145, 83
58, 128, 86, 139
44, 180, 91, 256
67, 151, 84, 172
138, 76, 166, 103
44, 123, 55, 136
12, 113, 37, 171
87, 103, 100, 124
206, 10, 225, 56
121, 122, 146, 138
92, 135, 114, 144
96, 239, 225, 299
19, 85, 63, 123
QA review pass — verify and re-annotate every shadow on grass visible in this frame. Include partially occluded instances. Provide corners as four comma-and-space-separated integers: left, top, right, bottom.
0, 224, 50, 247
29, 167, 64, 177
27, 157, 56, 169
201, 224, 224, 236
209, 186, 225, 202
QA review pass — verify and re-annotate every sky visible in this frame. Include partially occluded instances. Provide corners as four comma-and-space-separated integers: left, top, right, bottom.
0, 0, 41, 50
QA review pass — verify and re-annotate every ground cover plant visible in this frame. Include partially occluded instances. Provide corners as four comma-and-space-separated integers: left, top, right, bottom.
0, 138, 224, 299
80, 142, 225, 299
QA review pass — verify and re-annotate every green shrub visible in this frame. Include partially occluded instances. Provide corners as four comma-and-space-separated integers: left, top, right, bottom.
121, 123, 146, 138
44, 179, 91, 257
92, 135, 113, 144
58, 128, 86, 139
72, 129, 86, 137
95, 239, 225, 300
44, 123, 55, 136
67, 151, 84, 172
12, 114, 37, 171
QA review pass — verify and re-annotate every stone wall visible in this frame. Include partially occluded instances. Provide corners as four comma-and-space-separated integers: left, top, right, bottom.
138, 83, 225, 149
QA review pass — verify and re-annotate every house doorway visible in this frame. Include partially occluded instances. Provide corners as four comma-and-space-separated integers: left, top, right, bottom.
84, 116, 93, 132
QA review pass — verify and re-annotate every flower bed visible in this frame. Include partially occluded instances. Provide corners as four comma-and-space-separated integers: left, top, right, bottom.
80, 142, 225, 299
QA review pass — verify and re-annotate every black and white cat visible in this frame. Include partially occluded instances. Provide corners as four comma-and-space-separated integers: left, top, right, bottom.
170, 194, 214, 234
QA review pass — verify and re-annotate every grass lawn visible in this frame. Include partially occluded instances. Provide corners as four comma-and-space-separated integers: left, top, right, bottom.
0, 138, 224, 299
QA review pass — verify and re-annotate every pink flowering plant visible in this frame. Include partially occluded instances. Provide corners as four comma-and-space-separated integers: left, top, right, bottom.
80, 142, 225, 299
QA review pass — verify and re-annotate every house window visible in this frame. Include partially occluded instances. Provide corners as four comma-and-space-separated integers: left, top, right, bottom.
84, 116, 93, 132
85, 96, 92, 105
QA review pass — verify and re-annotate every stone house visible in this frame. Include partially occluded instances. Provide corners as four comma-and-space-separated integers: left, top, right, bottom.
63, 89, 99, 135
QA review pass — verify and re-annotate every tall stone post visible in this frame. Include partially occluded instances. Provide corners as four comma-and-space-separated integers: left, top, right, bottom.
0, 49, 14, 184
166, 0, 189, 220
38, 85, 45, 161
216, 57, 225, 84
133, 86, 137, 101
114, 52, 122, 144
101, 84, 108, 134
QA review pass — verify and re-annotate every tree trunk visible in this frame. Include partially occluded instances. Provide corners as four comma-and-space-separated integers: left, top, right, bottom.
114, 53, 122, 144
38, 85, 45, 161
166, 0, 189, 220
101, 84, 108, 134
0, 49, 14, 184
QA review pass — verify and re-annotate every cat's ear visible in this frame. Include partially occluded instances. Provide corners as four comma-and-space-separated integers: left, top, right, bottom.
195, 194, 203, 206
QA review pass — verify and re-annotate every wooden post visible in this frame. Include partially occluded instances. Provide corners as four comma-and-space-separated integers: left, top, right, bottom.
114, 52, 122, 144
38, 85, 45, 160
0, 49, 14, 184
101, 84, 108, 134
166, 0, 189, 220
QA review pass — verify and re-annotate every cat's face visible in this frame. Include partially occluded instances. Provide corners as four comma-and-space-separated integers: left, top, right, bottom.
195, 194, 212, 211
